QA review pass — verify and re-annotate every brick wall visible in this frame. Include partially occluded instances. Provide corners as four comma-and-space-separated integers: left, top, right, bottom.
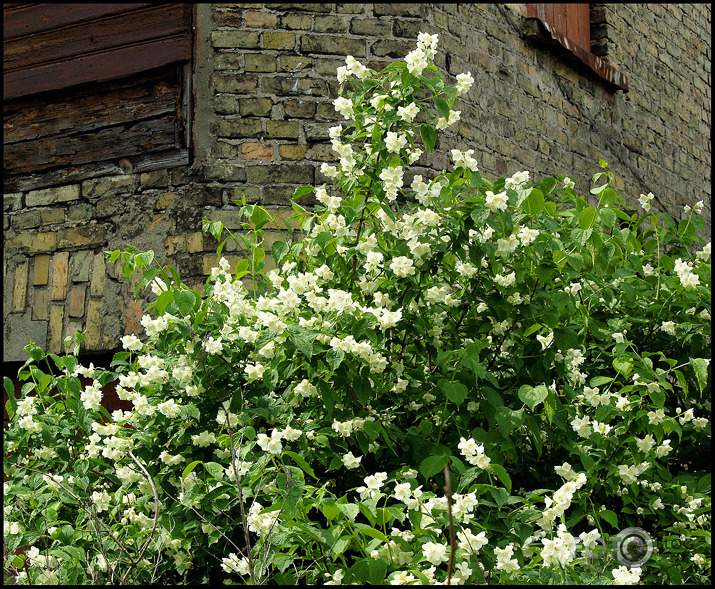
3, 3, 711, 362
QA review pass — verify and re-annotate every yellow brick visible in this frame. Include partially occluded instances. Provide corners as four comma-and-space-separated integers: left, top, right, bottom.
85, 299, 102, 350
187, 232, 205, 253
49, 305, 64, 354
90, 253, 106, 297
33, 255, 50, 286
155, 192, 177, 210
51, 251, 69, 301
12, 261, 29, 312
32, 288, 49, 321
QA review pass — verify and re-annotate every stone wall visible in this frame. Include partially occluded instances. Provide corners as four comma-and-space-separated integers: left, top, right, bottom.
3, 3, 711, 361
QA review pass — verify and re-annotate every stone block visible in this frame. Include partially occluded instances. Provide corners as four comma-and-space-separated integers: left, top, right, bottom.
206, 162, 248, 182
51, 252, 70, 301
81, 175, 138, 198
187, 232, 206, 253
239, 97, 274, 116
84, 299, 103, 350
262, 185, 299, 206
32, 288, 49, 321
67, 203, 94, 223
211, 73, 258, 93
284, 100, 316, 118
244, 10, 278, 28
212, 31, 261, 49
336, 4, 365, 14
304, 122, 333, 141
214, 119, 262, 138
141, 169, 170, 188
242, 143, 275, 160
265, 120, 300, 139
247, 164, 314, 185
3, 193, 23, 212
280, 13, 313, 30
12, 261, 29, 312
301, 34, 366, 56
165, 235, 187, 256
374, 3, 425, 17
155, 192, 178, 210
314, 15, 348, 33
371, 38, 414, 58
57, 226, 107, 249
49, 304, 64, 354
11, 209, 41, 230
245, 54, 277, 73
68, 285, 87, 317
278, 144, 309, 160
26, 184, 80, 207
40, 208, 65, 225
70, 250, 93, 283
33, 255, 50, 286
212, 10, 243, 28
393, 19, 422, 38
350, 18, 392, 37
263, 31, 296, 50
3, 311, 48, 362
278, 55, 312, 73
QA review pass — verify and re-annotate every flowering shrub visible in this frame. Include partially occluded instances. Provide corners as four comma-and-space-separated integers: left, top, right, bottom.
4, 34, 711, 585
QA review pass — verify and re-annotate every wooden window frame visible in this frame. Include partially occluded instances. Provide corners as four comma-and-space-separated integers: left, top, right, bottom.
3, 4, 195, 192
525, 3, 628, 92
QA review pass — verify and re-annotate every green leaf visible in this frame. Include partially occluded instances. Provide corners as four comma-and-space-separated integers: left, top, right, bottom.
174, 290, 196, 316
674, 369, 689, 398
613, 358, 632, 377
518, 384, 549, 411
434, 96, 450, 118
182, 460, 201, 481
204, 462, 224, 480
521, 188, 544, 216
4, 377, 16, 419
599, 509, 618, 529
690, 358, 709, 393
442, 381, 468, 407
283, 450, 317, 480
337, 503, 360, 522
155, 290, 174, 315
420, 123, 436, 153
358, 527, 388, 543
490, 463, 512, 494
599, 207, 617, 228
250, 206, 270, 230
495, 406, 525, 435
292, 186, 315, 201
420, 454, 449, 479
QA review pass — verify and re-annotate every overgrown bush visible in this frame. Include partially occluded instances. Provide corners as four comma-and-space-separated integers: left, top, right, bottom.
4, 33, 711, 585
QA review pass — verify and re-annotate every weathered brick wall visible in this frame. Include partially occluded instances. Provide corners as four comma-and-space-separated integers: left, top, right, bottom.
3, 3, 711, 361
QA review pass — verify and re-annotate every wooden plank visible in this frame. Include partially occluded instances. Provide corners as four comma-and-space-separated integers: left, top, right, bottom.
4, 114, 177, 174
2, 150, 189, 193
4, 70, 179, 144
4, 5, 191, 72
576, 4, 590, 50
3, 4, 151, 39
4, 35, 191, 100
552, 4, 567, 37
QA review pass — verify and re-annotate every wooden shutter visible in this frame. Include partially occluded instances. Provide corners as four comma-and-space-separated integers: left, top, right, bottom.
3, 4, 192, 100
526, 4, 590, 51
3, 4, 193, 192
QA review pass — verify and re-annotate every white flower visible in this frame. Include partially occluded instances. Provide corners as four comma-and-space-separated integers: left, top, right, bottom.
397, 102, 420, 122
638, 192, 654, 212
203, 336, 223, 354
333, 96, 354, 119
660, 321, 676, 335
451, 149, 478, 172
485, 190, 509, 212
342, 452, 362, 469
421, 541, 449, 565
244, 363, 265, 380
390, 256, 415, 277
612, 332, 626, 344
505, 171, 530, 190
221, 553, 250, 575
563, 177, 575, 189
404, 48, 428, 75
385, 131, 408, 153
612, 565, 641, 585
455, 71, 474, 95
